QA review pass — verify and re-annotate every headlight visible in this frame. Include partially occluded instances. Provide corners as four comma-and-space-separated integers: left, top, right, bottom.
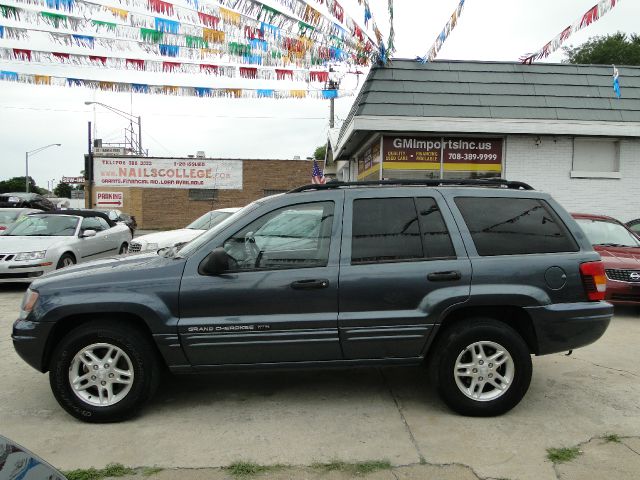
14, 251, 46, 261
146, 243, 159, 251
21, 288, 39, 314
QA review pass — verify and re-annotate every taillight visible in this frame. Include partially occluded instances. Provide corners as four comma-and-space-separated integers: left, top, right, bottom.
580, 261, 607, 301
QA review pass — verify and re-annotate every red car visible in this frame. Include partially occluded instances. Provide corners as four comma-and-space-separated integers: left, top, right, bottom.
572, 213, 640, 305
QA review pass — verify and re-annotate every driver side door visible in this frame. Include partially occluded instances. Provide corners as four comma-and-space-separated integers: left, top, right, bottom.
75, 216, 110, 261
178, 197, 343, 366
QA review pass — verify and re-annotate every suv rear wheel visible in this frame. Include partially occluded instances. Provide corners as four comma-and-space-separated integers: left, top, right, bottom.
430, 318, 532, 416
49, 321, 160, 423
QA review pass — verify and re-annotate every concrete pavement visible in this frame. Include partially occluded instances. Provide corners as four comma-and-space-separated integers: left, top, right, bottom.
1, 285, 638, 480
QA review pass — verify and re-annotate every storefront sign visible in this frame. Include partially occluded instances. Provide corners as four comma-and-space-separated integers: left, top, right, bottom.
62, 176, 85, 184
382, 136, 503, 174
94, 157, 243, 189
96, 191, 123, 207
357, 141, 382, 180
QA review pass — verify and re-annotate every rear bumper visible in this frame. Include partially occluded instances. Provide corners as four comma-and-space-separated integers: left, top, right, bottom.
525, 301, 613, 355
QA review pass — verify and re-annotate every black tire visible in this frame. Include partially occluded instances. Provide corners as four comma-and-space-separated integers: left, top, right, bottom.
49, 321, 160, 423
56, 252, 76, 269
429, 317, 532, 417
119, 243, 128, 254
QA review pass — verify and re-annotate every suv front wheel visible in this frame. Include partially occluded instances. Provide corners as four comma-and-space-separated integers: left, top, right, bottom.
430, 318, 532, 416
49, 321, 160, 423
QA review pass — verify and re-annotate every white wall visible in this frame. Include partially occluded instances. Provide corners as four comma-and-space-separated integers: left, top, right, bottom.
505, 135, 640, 223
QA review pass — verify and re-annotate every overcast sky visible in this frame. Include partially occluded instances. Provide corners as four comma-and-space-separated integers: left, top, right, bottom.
0, 0, 637, 188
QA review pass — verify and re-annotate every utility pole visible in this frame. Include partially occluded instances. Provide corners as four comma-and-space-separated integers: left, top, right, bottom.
86, 121, 93, 208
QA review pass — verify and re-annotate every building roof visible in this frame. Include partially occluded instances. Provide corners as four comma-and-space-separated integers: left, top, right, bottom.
336, 59, 640, 159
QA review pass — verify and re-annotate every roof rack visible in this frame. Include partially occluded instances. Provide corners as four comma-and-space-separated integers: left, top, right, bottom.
287, 179, 534, 194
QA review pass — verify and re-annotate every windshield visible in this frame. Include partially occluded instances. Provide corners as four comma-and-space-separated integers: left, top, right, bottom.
177, 204, 257, 257
0, 211, 20, 224
187, 211, 234, 230
576, 218, 640, 248
4, 215, 79, 236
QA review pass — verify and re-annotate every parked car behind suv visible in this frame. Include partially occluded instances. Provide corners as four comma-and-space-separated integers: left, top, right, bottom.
0, 192, 55, 211
572, 213, 640, 304
12, 180, 612, 422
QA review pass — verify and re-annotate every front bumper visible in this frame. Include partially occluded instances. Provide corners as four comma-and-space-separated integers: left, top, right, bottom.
525, 301, 613, 355
605, 280, 640, 305
12, 319, 55, 372
0, 260, 55, 283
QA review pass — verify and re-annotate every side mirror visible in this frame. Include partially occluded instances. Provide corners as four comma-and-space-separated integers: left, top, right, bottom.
198, 247, 230, 276
80, 229, 97, 238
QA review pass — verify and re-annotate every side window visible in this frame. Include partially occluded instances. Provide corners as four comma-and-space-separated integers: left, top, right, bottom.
352, 198, 422, 264
223, 202, 334, 271
455, 197, 579, 256
97, 217, 111, 230
81, 217, 103, 232
416, 198, 456, 259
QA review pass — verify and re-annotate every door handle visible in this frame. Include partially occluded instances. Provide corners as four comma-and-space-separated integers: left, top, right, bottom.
290, 279, 330, 290
427, 271, 462, 282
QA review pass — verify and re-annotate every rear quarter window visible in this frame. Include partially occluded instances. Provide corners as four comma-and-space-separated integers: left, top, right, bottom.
455, 197, 578, 256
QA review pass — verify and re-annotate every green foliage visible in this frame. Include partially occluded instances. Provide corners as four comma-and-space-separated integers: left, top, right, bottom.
64, 463, 134, 480
54, 182, 72, 198
311, 460, 391, 475
140, 467, 163, 477
225, 461, 287, 477
604, 433, 621, 443
313, 144, 327, 161
0, 176, 45, 194
565, 33, 640, 66
546, 447, 582, 464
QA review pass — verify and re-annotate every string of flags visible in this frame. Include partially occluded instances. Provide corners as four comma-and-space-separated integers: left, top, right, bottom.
417, 0, 465, 63
520, 0, 621, 64
0, 46, 333, 81
0, 0, 389, 98
0, 68, 349, 98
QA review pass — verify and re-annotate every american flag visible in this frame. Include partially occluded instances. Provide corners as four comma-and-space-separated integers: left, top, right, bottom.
312, 160, 326, 184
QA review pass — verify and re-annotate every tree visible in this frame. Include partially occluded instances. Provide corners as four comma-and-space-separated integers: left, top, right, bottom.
565, 32, 640, 66
313, 144, 327, 161
0, 176, 45, 194
54, 182, 72, 198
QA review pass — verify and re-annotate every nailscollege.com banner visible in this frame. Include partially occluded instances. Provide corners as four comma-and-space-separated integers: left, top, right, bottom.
94, 157, 243, 189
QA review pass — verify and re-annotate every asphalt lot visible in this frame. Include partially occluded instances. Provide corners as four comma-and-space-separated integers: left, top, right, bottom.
1, 284, 639, 480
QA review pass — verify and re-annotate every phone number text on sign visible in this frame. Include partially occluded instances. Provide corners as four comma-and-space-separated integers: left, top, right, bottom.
94, 157, 243, 189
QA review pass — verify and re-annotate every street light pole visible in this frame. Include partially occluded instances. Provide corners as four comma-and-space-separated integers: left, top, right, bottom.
25, 143, 62, 193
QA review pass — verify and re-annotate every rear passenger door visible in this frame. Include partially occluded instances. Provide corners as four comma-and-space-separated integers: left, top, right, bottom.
338, 189, 472, 360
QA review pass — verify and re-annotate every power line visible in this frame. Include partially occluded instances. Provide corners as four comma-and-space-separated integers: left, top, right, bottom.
0, 105, 329, 119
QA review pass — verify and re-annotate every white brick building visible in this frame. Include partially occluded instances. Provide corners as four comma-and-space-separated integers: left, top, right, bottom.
326, 60, 640, 222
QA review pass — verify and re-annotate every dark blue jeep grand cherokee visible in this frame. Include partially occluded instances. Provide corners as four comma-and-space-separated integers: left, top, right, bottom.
13, 179, 613, 422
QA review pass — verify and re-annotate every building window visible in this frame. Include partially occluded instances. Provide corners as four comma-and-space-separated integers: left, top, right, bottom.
571, 138, 620, 179
188, 189, 218, 201
263, 189, 288, 197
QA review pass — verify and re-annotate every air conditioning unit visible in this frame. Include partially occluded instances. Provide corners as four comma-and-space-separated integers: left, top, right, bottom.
196, 151, 206, 158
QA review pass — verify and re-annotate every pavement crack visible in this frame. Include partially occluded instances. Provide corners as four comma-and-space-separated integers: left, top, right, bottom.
378, 368, 425, 465
568, 356, 640, 378
621, 438, 640, 456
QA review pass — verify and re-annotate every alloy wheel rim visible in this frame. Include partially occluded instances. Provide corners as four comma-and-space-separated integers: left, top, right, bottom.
62, 257, 74, 267
454, 340, 515, 402
68, 342, 134, 407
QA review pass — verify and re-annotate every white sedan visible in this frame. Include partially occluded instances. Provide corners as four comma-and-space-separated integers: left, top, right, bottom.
0, 210, 132, 283
129, 207, 240, 253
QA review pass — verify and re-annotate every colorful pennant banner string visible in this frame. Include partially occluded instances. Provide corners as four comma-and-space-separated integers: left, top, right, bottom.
417, 0, 465, 63
0, 68, 355, 98
0, 45, 332, 81
520, 0, 621, 64
5, 0, 374, 66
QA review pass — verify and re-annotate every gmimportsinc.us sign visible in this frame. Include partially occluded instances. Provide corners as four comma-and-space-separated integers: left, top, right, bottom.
94, 157, 243, 189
